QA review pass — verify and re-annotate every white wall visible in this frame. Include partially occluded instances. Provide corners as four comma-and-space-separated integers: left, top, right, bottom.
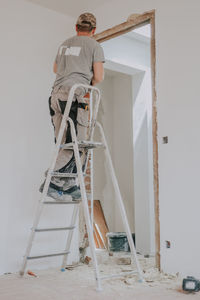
0, 0, 78, 274
93, 0, 200, 277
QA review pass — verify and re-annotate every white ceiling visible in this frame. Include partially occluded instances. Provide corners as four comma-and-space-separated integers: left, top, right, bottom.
27, 0, 110, 18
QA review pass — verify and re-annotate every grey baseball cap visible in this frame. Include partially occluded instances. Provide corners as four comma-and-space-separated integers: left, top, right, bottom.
76, 13, 96, 28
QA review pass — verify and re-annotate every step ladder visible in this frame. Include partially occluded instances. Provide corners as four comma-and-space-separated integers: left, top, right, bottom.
19, 83, 144, 291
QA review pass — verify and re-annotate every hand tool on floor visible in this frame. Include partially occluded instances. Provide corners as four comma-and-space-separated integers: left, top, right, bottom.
182, 276, 200, 293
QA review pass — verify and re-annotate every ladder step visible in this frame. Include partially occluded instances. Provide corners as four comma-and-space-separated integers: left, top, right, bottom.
51, 172, 86, 178
27, 251, 70, 260
60, 141, 104, 150
35, 226, 75, 232
43, 200, 81, 205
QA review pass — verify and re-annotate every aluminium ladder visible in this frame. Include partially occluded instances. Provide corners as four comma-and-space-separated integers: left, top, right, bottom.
19, 84, 144, 291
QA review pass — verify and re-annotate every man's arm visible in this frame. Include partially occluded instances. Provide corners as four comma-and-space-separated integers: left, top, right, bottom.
53, 62, 57, 74
92, 62, 104, 86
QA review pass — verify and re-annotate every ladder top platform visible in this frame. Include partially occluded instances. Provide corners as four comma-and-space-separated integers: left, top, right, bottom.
44, 200, 81, 204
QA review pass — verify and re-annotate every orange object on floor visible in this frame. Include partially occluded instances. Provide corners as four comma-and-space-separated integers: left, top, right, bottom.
27, 270, 37, 277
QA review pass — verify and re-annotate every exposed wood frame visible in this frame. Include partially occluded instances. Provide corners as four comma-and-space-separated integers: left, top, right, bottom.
94, 10, 160, 269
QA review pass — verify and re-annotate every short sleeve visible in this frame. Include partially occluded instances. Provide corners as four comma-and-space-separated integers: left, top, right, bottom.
93, 43, 105, 63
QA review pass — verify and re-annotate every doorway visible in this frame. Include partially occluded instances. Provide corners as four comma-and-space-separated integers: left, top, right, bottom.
94, 11, 160, 268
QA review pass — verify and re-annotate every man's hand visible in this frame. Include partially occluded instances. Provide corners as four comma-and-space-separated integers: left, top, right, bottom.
92, 62, 104, 86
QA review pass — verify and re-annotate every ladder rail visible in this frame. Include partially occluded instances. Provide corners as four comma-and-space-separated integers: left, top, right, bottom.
19, 84, 100, 277
68, 117, 102, 291
19, 201, 44, 275
79, 88, 98, 249
90, 149, 94, 226
61, 205, 79, 269
96, 121, 144, 283
89, 90, 94, 227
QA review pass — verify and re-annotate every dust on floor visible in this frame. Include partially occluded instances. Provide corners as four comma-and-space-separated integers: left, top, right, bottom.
0, 252, 199, 300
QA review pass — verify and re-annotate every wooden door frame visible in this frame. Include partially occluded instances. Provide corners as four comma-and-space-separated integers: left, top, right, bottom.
94, 10, 160, 269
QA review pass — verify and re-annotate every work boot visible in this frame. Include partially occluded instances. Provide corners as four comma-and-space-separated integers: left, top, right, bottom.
63, 185, 81, 200
47, 187, 72, 201
39, 182, 72, 201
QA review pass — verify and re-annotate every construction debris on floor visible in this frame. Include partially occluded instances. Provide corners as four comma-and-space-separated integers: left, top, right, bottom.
1, 251, 199, 300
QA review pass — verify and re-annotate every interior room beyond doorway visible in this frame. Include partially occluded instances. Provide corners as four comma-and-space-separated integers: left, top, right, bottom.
94, 22, 156, 259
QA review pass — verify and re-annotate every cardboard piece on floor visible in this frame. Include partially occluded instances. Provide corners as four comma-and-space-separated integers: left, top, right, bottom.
93, 200, 109, 248
94, 223, 105, 248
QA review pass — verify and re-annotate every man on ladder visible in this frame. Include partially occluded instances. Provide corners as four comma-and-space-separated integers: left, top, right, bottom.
42, 12, 105, 200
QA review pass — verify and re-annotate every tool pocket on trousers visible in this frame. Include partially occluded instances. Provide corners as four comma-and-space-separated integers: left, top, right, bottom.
77, 106, 89, 127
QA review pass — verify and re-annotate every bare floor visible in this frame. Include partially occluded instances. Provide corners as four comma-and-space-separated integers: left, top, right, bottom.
0, 253, 199, 300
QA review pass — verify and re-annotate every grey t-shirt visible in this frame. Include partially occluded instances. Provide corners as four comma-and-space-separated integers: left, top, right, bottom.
54, 35, 105, 90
